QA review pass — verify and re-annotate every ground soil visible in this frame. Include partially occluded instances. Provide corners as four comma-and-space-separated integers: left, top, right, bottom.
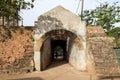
0, 60, 119, 80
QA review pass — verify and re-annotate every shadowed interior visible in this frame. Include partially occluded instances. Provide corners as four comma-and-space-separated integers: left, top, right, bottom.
40, 29, 82, 71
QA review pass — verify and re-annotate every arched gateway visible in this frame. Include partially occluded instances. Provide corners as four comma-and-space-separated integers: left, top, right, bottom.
34, 6, 86, 71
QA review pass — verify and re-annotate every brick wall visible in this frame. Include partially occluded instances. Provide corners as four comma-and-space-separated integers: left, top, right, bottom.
87, 37, 120, 76
0, 27, 34, 74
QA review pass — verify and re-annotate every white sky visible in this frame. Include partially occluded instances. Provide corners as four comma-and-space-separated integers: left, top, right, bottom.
20, 0, 119, 26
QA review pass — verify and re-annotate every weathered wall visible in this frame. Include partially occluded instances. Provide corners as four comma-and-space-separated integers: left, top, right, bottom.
41, 38, 51, 70
34, 6, 86, 71
34, 6, 86, 53
0, 27, 34, 74
86, 26, 106, 38
87, 37, 120, 76
67, 37, 86, 71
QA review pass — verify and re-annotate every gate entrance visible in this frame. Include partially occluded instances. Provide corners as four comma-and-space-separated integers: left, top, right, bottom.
41, 38, 67, 71
34, 29, 86, 71
34, 6, 86, 71
40, 30, 76, 71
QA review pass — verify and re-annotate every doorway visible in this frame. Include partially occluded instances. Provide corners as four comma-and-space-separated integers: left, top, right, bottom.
35, 29, 85, 71
41, 38, 67, 71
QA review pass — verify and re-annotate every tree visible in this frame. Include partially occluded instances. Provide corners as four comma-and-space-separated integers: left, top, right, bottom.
82, 2, 120, 35
109, 27, 120, 48
0, 0, 35, 26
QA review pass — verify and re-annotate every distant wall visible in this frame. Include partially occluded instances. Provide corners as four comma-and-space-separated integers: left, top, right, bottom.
87, 37, 120, 76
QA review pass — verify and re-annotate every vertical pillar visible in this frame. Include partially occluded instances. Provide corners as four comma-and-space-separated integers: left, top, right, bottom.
34, 51, 41, 71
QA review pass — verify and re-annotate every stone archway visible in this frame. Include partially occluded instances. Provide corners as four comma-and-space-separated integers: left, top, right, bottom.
34, 6, 86, 71
34, 29, 86, 71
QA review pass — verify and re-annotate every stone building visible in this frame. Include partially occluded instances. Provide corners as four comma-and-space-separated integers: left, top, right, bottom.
33, 6, 120, 76
0, 6, 119, 76
34, 6, 86, 71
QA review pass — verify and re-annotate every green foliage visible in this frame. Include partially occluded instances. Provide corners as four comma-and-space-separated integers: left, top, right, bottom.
54, 46, 63, 53
82, 2, 120, 34
0, 0, 35, 20
109, 27, 120, 48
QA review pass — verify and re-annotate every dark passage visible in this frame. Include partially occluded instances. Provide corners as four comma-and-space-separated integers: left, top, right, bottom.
40, 30, 77, 71
41, 38, 68, 71
51, 39, 67, 61
44, 39, 68, 70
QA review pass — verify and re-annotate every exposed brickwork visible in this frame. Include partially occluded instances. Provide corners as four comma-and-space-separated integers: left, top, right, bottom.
0, 27, 34, 74
87, 37, 120, 76
86, 26, 106, 38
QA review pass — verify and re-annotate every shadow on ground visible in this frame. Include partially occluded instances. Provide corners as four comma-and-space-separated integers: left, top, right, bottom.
99, 76, 120, 80
8, 77, 43, 80
45, 59, 67, 70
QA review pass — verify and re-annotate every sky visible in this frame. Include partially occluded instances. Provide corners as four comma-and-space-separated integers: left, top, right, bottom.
20, 0, 119, 26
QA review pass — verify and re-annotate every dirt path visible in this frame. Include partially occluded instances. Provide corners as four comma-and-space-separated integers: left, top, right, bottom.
0, 61, 98, 80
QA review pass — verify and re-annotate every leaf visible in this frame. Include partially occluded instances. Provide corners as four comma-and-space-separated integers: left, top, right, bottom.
31, 0, 35, 2
0, 0, 34, 20
82, 1, 120, 32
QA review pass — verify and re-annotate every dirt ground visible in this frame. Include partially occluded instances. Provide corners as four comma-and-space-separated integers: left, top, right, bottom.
0, 61, 119, 80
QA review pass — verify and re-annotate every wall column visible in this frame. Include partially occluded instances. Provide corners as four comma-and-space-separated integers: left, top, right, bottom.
34, 51, 41, 71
